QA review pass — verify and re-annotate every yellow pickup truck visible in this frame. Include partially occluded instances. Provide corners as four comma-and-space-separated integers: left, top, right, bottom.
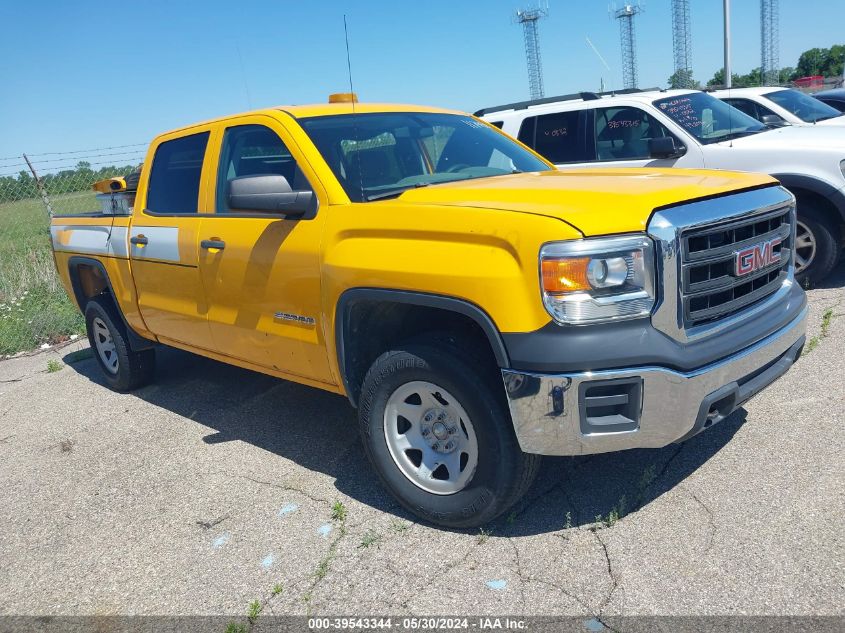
50, 96, 807, 527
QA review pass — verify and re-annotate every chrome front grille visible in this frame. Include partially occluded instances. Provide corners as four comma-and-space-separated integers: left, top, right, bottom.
680, 206, 792, 327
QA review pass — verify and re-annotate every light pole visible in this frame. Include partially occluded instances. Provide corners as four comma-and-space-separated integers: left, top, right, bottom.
724, 0, 732, 88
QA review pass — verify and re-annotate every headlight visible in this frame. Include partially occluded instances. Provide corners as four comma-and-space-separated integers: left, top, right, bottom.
540, 235, 655, 325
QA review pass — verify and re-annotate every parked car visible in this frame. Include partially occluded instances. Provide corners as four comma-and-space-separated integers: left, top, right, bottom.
814, 88, 845, 113
478, 89, 845, 282
51, 96, 806, 528
710, 87, 845, 127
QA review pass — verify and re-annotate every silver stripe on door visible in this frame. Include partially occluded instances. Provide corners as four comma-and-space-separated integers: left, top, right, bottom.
129, 226, 181, 263
50, 225, 129, 258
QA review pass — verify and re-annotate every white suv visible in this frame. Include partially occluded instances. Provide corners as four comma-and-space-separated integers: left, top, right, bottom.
478, 89, 845, 282
711, 87, 845, 127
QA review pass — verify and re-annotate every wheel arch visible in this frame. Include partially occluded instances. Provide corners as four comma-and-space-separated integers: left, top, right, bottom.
67, 256, 154, 352
773, 173, 845, 226
335, 288, 510, 407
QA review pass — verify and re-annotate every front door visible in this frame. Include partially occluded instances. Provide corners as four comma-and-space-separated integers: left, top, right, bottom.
585, 106, 703, 168
130, 130, 215, 350
197, 118, 333, 385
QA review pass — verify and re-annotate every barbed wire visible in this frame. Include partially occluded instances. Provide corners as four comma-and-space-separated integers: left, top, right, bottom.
0, 142, 148, 162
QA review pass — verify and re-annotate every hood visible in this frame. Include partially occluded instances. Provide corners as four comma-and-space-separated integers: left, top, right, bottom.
815, 116, 845, 127
725, 125, 845, 150
395, 169, 777, 236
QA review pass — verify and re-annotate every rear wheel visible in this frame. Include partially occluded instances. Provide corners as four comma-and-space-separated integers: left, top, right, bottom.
85, 298, 155, 391
358, 339, 541, 528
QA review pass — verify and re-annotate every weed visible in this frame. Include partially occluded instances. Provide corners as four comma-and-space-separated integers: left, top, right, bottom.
564, 511, 572, 530
358, 529, 382, 549
476, 528, 491, 545
506, 511, 517, 525
638, 464, 657, 493
224, 623, 247, 633
314, 523, 347, 583
272, 583, 283, 597
804, 336, 819, 355
46, 359, 62, 373
390, 519, 409, 533
821, 307, 834, 336
247, 599, 262, 623
331, 500, 347, 522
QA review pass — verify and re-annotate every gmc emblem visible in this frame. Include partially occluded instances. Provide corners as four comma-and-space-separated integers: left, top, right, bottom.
734, 238, 782, 276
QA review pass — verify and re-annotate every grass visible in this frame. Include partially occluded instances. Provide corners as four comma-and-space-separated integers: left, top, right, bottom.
0, 193, 90, 355
271, 583, 283, 597
46, 359, 62, 372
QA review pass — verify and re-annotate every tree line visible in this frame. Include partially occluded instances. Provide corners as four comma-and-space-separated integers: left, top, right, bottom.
669, 44, 844, 89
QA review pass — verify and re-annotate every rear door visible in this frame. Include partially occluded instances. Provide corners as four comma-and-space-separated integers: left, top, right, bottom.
129, 130, 216, 350
196, 116, 334, 385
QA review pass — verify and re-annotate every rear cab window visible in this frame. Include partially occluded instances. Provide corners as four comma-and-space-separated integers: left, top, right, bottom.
145, 132, 209, 214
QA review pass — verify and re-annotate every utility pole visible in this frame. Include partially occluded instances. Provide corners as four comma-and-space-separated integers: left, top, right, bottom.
723, 0, 732, 88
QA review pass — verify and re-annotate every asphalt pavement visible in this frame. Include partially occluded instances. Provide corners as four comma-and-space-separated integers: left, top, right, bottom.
1, 267, 843, 624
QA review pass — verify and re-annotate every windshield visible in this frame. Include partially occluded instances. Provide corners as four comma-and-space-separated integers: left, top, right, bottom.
653, 92, 767, 144
763, 89, 843, 123
299, 112, 551, 202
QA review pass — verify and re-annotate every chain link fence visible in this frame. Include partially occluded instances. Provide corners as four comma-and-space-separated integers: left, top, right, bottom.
0, 145, 145, 356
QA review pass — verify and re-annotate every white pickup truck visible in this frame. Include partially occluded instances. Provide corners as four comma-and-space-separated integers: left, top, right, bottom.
478, 89, 845, 282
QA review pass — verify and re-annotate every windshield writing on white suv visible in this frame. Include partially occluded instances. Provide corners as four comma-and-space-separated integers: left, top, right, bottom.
764, 89, 843, 123
653, 92, 766, 144
299, 112, 551, 202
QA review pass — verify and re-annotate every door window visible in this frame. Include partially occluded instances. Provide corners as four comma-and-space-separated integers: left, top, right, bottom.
216, 124, 312, 213
146, 132, 209, 214
592, 106, 673, 161
517, 110, 586, 163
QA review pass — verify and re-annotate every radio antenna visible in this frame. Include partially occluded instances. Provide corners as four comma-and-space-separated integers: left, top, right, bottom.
343, 14, 364, 202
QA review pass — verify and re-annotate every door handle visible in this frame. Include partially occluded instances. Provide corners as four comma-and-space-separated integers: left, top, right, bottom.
130, 235, 148, 246
201, 239, 226, 250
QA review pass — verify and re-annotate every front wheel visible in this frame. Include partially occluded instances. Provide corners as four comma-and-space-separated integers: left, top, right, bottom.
358, 341, 541, 528
794, 204, 839, 285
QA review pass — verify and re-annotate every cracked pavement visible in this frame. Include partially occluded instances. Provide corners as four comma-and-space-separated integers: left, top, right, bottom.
0, 266, 843, 619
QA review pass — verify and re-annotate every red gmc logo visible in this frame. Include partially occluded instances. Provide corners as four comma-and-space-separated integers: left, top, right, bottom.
734, 238, 782, 276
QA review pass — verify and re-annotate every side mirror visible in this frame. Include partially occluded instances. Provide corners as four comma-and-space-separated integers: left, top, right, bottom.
228, 174, 317, 219
761, 114, 789, 128
648, 136, 686, 160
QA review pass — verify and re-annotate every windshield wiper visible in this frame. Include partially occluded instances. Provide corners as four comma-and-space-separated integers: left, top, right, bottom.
813, 114, 843, 123
365, 182, 430, 202
718, 130, 762, 141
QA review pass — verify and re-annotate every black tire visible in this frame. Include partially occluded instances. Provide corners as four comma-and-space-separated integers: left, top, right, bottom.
794, 202, 840, 285
358, 339, 541, 529
84, 297, 155, 392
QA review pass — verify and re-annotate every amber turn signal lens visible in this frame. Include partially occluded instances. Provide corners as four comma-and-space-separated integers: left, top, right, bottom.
542, 257, 591, 293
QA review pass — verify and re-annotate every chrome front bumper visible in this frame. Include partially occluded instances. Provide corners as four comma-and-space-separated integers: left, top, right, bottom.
502, 307, 807, 456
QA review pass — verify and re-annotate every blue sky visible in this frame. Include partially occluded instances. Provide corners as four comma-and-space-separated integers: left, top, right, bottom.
1, 0, 843, 164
